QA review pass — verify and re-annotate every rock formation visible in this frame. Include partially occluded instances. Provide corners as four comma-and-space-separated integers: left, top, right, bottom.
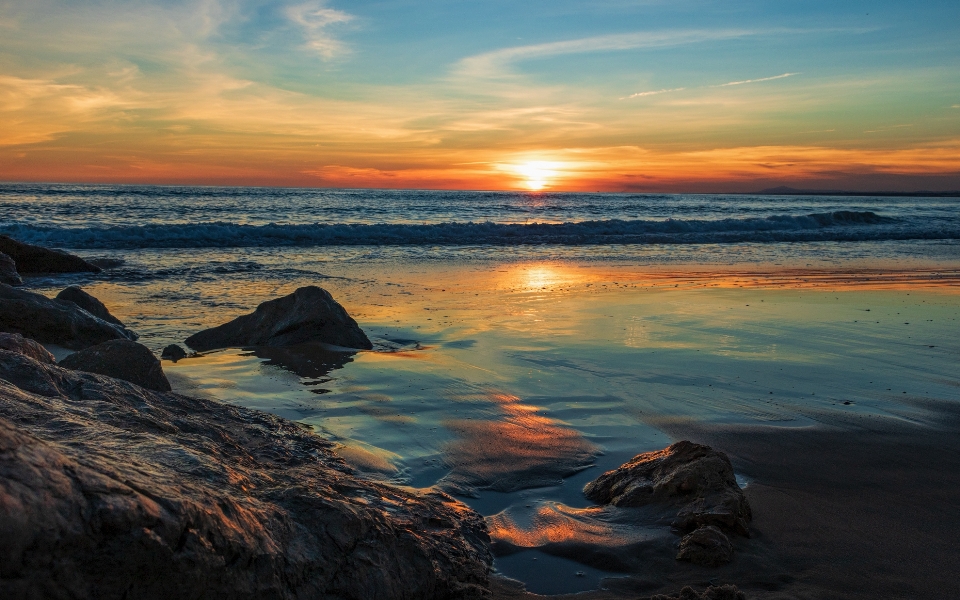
583, 440, 751, 536
0, 333, 55, 364
675, 525, 734, 567
0, 350, 492, 599
650, 584, 746, 600
185, 286, 372, 351
55, 286, 126, 326
0, 253, 21, 286
0, 235, 101, 274
0, 284, 137, 349
59, 339, 171, 392
160, 343, 188, 362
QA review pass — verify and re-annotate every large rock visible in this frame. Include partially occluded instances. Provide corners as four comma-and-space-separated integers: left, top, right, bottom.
0, 253, 21, 286
676, 525, 734, 567
0, 333, 55, 364
0, 235, 101, 274
60, 340, 170, 392
0, 284, 137, 350
55, 286, 125, 326
185, 286, 372, 351
0, 350, 491, 599
583, 441, 751, 536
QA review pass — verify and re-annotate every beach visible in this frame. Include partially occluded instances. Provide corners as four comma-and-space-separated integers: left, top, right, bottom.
4, 184, 960, 598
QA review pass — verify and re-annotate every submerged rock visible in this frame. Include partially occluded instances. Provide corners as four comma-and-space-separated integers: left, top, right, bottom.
583, 440, 751, 536
60, 340, 171, 392
0, 284, 137, 350
0, 235, 101, 274
676, 526, 734, 567
55, 286, 126, 326
0, 333, 55, 364
160, 343, 188, 362
0, 252, 21, 286
185, 285, 372, 351
0, 350, 492, 599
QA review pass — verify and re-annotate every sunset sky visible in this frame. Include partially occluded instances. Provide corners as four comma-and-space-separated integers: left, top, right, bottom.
1, 0, 959, 191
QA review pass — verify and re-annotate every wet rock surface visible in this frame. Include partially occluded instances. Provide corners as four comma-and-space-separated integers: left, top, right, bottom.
59, 339, 171, 392
0, 284, 137, 349
583, 441, 751, 536
185, 285, 373, 351
676, 525, 734, 567
0, 350, 492, 600
0, 333, 55, 364
160, 343, 188, 362
55, 286, 126, 326
0, 253, 21, 286
0, 235, 101, 274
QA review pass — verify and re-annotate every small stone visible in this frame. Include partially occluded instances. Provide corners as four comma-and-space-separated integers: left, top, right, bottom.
676, 526, 734, 567
161, 343, 188, 362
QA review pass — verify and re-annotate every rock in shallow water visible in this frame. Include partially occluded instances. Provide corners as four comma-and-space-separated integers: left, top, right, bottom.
0, 284, 138, 350
0, 350, 492, 599
676, 525, 734, 567
583, 440, 751, 536
160, 343, 188, 362
0, 333, 55, 364
55, 286, 126, 326
59, 339, 171, 392
0, 253, 21, 286
0, 235, 101, 274
185, 285, 372, 351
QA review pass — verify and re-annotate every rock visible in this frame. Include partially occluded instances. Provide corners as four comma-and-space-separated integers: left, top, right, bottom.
650, 584, 747, 600
0, 235, 101, 274
676, 526, 734, 567
160, 343, 188, 362
0, 284, 137, 350
59, 340, 171, 392
0, 333, 55, 364
0, 350, 492, 599
55, 286, 125, 326
0, 252, 21, 286
583, 441, 751, 536
185, 286, 372, 351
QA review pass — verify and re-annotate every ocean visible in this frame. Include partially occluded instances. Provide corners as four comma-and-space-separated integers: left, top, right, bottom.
4, 183, 960, 594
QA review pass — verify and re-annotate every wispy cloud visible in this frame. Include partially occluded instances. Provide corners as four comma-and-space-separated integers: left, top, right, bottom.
456, 29, 754, 78
953, 104, 960, 109
716, 72, 799, 87
864, 124, 913, 133
621, 87, 685, 100
286, 1, 354, 58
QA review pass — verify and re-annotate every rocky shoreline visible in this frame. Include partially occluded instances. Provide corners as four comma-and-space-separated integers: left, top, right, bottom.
0, 238, 751, 599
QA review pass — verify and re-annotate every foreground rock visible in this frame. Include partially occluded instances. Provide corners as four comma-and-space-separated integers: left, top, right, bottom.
0, 350, 491, 599
55, 286, 125, 326
0, 284, 137, 349
0, 333, 55, 364
583, 440, 752, 536
651, 585, 746, 600
60, 340, 170, 391
0, 253, 21, 286
0, 235, 101, 274
676, 525, 734, 567
186, 286, 372, 351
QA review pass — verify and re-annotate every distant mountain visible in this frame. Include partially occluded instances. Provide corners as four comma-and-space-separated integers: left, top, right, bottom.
753, 186, 960, 197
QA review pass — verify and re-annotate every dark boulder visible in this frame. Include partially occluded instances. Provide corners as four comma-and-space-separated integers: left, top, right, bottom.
676, 525, 734, 567
55, 286, 125, 326
0, 350, 492, 599
583, 441, 751, 536
0, 284, 137, 350
0, 252, 21, 286
60, 340, 170, 392
0, 235, 101, 274
185, 286, 372, 351
651, 584, 747, 600
0, 333, 55, 364
160, 343, 188, 362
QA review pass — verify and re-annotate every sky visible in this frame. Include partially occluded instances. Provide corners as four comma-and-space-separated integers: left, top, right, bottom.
1, 0, 959, 192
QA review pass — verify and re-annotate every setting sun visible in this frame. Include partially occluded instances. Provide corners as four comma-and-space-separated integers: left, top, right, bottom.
511, 161, 560, 191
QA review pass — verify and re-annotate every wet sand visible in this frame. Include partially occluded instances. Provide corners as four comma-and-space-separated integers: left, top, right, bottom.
25, 261, 960, 598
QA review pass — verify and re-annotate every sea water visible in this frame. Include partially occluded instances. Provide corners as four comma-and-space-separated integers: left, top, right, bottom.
4, 183, 960, 593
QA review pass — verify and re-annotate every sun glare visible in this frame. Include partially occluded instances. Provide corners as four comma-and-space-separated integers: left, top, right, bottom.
513, 161, 559, 191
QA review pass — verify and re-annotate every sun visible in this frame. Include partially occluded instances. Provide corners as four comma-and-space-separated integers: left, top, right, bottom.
513, 161, 558, 191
